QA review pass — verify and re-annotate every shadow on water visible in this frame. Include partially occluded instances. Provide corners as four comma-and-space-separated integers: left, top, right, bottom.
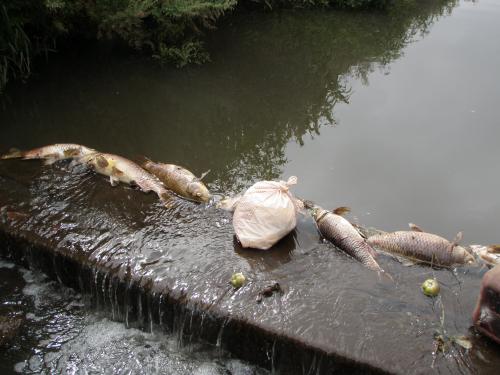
0, 0, 457, 195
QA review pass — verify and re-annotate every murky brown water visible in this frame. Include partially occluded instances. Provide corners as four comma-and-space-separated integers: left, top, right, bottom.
1, 0, 500, 373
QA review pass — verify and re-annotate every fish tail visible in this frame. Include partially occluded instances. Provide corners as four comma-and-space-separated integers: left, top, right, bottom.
378, 270, 394, 282
299, 198, 316, 210
1, 148, 23, 159
333, 206, 351, 216
159, 191, 173, 203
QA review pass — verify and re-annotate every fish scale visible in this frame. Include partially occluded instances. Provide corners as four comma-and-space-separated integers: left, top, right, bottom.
367, 231, 475, 266
82, 153, 171, 203
141, 160, 211, 203
314, 207, 383, 273
1, 143, 96, 161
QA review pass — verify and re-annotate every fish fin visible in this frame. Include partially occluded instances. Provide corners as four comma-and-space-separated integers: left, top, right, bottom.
160, 192, 172, 202
351, 222, 367, 238
109, 176, 119, 187
198, 169, 211, 180
160, 192, 175, 208
111, 166, 124, 176
43, 154, 59, 165
409, 223, 424, 232
378, 270, 394, 283
1, 148, 23, 159
447, 232, 463, 254
333, 206, 351, 216
452, 231, 463, 246
400, 259, 417, 267
487, 245, 500, 254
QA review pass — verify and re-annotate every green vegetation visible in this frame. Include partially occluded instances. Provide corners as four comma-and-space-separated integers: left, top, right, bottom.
0, 0, 441, 92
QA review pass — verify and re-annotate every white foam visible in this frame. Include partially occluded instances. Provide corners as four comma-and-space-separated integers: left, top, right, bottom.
13, 362, 25, 373
0, 260, 15, 269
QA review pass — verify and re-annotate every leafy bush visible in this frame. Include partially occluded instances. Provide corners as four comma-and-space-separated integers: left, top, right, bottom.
0, 0, 433, 92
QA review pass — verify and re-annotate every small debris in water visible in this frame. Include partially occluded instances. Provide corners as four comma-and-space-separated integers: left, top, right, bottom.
256, 283, 283, 303
230, 272, 246, 289
422, 278, 440, 297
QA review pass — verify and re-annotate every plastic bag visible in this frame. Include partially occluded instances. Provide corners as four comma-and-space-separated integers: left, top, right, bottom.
232, 176, 302, 250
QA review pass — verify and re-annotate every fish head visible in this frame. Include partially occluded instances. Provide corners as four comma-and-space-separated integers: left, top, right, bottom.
187, 182, 211, 202
83, 153, 115, 174
311, 206, 328, 222
454, 245, 476, 265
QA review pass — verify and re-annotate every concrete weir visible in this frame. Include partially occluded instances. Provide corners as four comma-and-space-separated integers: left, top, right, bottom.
0, 161, 499, 374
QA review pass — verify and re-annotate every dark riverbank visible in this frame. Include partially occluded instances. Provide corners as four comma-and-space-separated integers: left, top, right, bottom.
1, 0, 452, 93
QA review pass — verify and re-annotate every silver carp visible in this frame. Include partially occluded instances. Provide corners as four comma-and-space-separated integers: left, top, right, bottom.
367, 223, 475, 267
1, 143, 96, 164
311, 206, 386, 274
141, 158, 211, 203
81, 153, 171, 202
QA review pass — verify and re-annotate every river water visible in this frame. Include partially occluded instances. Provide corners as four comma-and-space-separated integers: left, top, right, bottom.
0, 0, 499, 373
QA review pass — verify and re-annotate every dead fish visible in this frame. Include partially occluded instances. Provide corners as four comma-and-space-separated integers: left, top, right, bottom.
367, 223, 475, 267
140, 157, 211, 202
469, 244, 500, 266
80, 153, 171, 202
1, 144, 96, 164
311, 205, 386, 274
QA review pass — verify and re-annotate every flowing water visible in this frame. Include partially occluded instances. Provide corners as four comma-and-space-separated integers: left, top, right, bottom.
1, 0, 500, 373
0, 260, 267, 374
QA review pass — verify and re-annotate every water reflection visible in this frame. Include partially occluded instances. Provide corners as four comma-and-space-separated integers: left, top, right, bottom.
0, 1, 457, 195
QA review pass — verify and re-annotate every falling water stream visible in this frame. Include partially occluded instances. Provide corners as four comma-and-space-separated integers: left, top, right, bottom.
0, 260, 268, 374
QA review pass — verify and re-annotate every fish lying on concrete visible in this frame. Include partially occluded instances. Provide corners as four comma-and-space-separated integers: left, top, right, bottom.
472, 264, 500, 344
80, 153, 171, 202
1, 143, 96, 164
311, 205, 387, 274
140, 158, 211, 203
367, 223, 475, 267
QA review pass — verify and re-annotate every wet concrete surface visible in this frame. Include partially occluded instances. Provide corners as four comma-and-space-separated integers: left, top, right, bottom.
1, 160, 499, 374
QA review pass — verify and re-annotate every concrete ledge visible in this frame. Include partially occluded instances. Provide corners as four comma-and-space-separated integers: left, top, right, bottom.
0, 162, 498, 374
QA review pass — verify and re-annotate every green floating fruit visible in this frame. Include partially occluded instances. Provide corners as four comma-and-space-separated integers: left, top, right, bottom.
422, 278, 440, 297
230, 272, 246, 288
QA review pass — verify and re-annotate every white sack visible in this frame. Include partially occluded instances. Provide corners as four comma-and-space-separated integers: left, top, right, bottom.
233, 176, 302, 250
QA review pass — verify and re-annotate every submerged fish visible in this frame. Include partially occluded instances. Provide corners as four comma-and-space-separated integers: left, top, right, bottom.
140, 158, 211, 202
311, 206, 386, 274
81, 153, 171, 202
1, 143, 96, 164
367, 224, 475, 267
